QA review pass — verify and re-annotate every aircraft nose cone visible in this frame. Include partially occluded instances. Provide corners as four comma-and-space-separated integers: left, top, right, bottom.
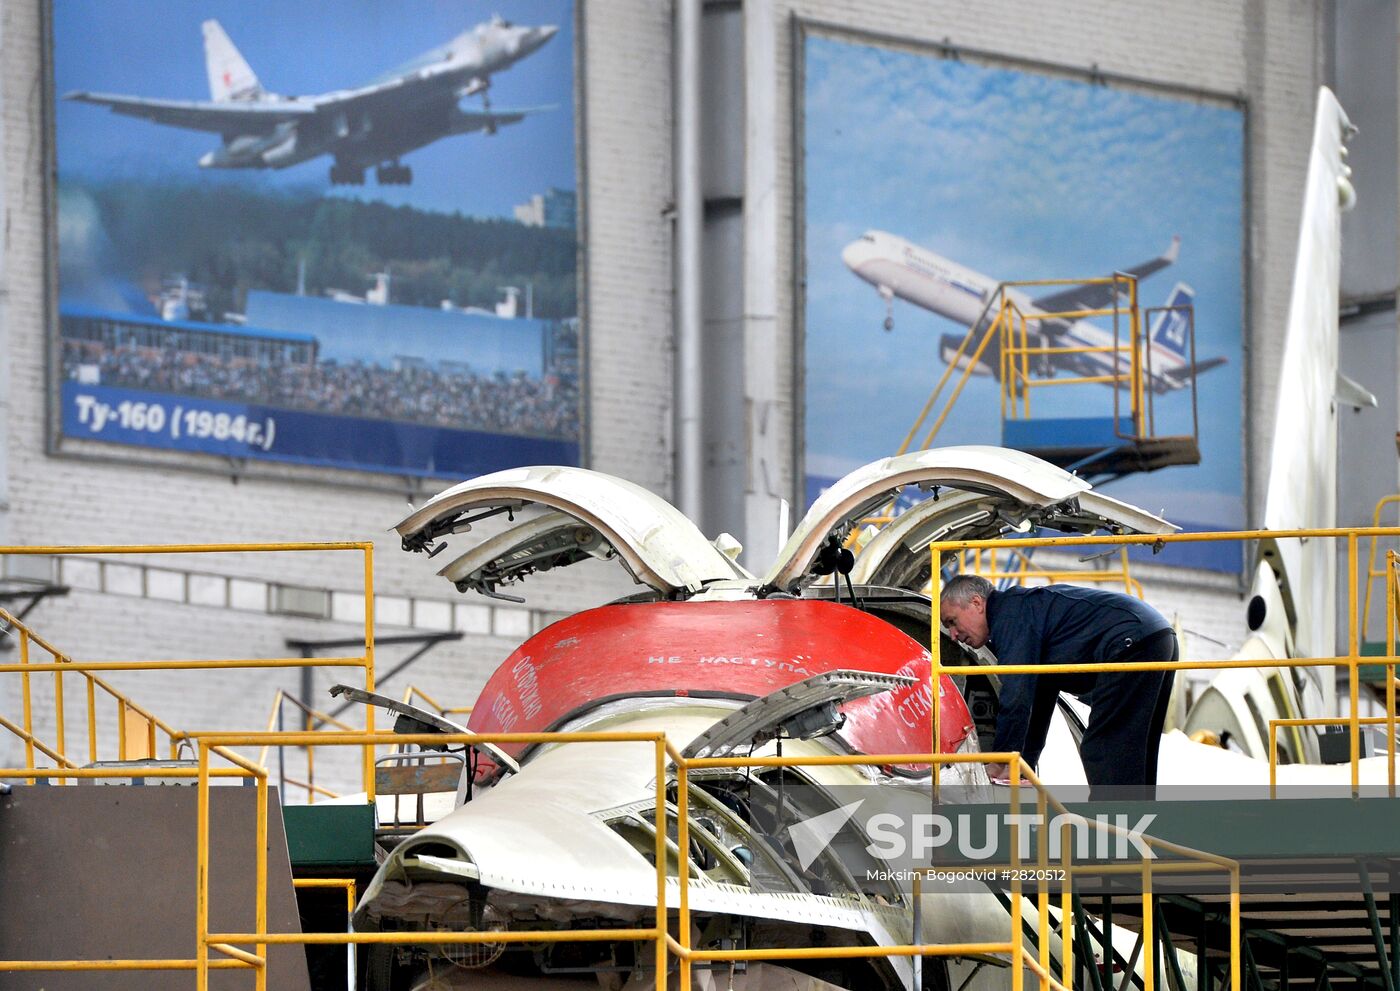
841, 240, 866, 271
528, 24, 559, 50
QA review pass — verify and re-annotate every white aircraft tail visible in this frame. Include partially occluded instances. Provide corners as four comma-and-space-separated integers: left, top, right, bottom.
202, 20, 264, 103
1258, 88, 1356, 685
1147, 282, 1195, 361
1183, 88, 1358, 755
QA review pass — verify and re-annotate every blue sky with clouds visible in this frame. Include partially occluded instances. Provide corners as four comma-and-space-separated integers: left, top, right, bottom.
52, 0, 575, 217
804, 34, 1245, 529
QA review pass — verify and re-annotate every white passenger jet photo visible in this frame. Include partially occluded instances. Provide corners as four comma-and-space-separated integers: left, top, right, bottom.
841, 230, 1227, 395
65, 15, 557, 186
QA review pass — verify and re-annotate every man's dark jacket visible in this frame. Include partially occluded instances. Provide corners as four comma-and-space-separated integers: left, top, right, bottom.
986, 584, 1171, 754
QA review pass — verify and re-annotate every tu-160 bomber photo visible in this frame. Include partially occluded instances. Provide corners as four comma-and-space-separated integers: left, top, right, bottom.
65, 14, 557, 185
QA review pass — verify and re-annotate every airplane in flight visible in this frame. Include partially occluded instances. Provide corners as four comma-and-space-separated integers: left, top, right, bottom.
841, 230, 1228, 396
64, 15, 557, 186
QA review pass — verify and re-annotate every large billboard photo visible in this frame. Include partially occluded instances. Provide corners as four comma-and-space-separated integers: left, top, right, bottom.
51, 1, 579, 480
802, 29, 1246, 571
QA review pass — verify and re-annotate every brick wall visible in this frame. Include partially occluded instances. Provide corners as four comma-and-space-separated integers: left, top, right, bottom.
0, 0, 1327, 780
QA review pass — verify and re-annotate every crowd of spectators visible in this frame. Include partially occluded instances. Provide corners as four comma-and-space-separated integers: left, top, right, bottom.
62, 340, 580, 439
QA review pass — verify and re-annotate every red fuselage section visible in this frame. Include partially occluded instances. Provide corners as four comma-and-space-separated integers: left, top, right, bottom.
467, 599, 973, 764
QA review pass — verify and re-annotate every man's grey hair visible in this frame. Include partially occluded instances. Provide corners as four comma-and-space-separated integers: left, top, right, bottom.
941, 573, 993, 605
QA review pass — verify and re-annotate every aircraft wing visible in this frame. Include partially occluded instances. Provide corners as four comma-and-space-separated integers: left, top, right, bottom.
1160, 355, 1228, 386
64, 91, 313, 134
451, 105, 544, 134
1029, 235, 1181, 317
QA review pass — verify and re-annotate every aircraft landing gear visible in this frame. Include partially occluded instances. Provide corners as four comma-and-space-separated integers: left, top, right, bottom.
375, 162, 413, 185
329, 163, 364, 185
481, 88, 499, 135
878, 284, 895, 331
883, 315, 894, 332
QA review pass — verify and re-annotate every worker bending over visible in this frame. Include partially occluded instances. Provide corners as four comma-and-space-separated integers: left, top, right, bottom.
939, 574, 1177, 799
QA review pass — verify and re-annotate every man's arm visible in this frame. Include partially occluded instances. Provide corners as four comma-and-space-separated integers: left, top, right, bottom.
1018, 679, 1060, 769
990, 673, 1038, 755
987, 604, 1042, 759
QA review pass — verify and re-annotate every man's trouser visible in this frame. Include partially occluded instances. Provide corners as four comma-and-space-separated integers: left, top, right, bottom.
1078, 628, 1178, 799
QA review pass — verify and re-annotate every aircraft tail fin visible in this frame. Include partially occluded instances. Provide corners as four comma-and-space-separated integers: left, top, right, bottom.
202, 20, 264, 103
1148, 282, 1195, 359
1258, 88, 1356, 677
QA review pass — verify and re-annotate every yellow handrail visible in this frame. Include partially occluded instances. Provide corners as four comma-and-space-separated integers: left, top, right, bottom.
0, 720, 1240, 991
931, 525, 1400, 802
1361, 494, 1400, 643
999, 274, 1148, 438
0, 542, 378, 799
253, 690, 357, 803
958, 545, 1143, 599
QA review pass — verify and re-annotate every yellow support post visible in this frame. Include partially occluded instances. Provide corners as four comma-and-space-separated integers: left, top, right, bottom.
1019, 307, 1031, 419
196, 743, 210, 991
1060, 820, 1073, 990
363, 544, 376, 802
1351, 533, 1361, 796
117, 699, 127, 760
1141, 859, 1154, 991
19, 630, 33, 776
1129, 276, 1143, 438
1037, 787, 1050, 991
930, 548, 944, 803
1389, 552, 1397, 796
999, 296, 1010, 423
86, 676, 97, 764
1011, 755, 1024, 991
256, 771, 268, 991
655, 739, 668, 991
54, 665, 66, 769
678, 759, 692, 991
1230, 867, 1241, 991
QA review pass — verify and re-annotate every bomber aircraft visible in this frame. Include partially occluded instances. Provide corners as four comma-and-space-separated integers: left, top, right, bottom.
65, 15, 557, 186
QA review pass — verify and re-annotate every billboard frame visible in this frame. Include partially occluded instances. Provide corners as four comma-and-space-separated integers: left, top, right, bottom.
789, 15, 1254, 579
39, 0, 590, 499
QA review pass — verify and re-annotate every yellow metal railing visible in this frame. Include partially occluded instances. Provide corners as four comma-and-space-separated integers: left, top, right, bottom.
671, 746, 1238, 991
256, 690, 357, 803
849, 273, 1193, 552
0, 603, 183, 779
1270, 547, 1400, 796
0, 543, 379, 799
245, 683, 474, 808
998, 274, 1144, 438
1361, 495, 1400, 643
958, 546, 1144, 599
401, 683, 474, 719
931, 526, 1400, 800
211, 730, 664, 991
0, 726, 1240, 991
